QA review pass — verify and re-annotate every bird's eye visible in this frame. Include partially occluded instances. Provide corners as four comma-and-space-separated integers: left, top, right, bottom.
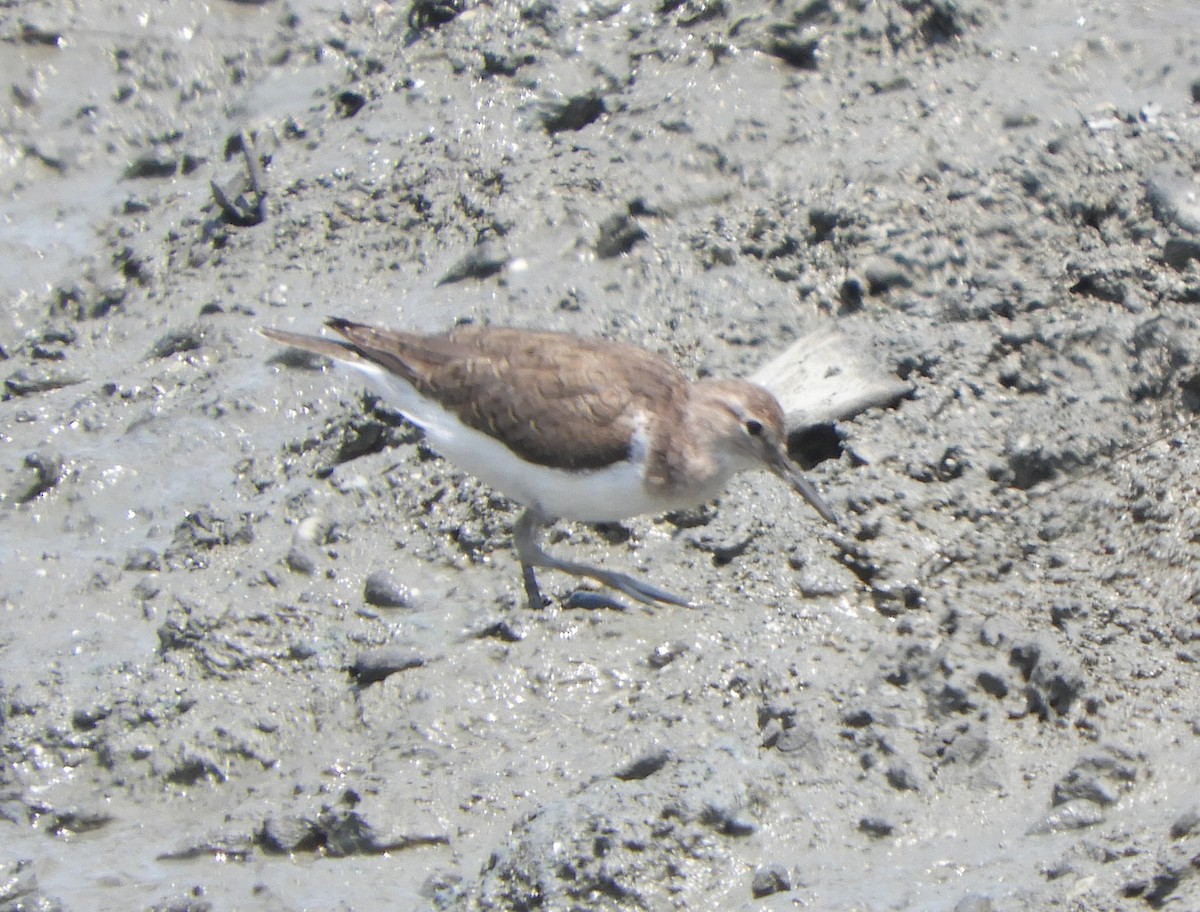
745, 419, 763, 437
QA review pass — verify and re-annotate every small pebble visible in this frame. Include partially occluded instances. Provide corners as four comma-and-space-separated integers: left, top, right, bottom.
285, 546, 316, 575
1170, 807, 1200, 839
148, 326, 202, 359
348, 648, 424, 686
648, 641, 688, 668
751, 864, 791, 898
614, 749, 671, 781
363, 571, 413, 609
858, 817, 894, 838
863, 256, 912, 294
886, 763, 921, 792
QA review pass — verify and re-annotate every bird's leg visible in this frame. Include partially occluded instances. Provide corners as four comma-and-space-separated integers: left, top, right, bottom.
521, 556, 546, 610
514, 509, 549, 609
512, 508, 693, 609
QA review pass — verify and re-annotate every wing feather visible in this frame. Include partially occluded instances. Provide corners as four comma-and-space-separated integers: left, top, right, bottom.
315, 320, 687, 470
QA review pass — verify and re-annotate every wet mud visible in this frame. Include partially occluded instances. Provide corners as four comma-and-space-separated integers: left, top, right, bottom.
3, 1, 1200, 909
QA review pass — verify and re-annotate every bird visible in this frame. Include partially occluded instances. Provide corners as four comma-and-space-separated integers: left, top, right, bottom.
261, 317, 837, 609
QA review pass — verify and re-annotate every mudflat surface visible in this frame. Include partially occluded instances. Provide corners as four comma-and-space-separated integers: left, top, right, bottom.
3, 1, 1200, 910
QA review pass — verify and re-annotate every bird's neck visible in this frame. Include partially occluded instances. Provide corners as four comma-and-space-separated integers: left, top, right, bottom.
641, 393, 740, 507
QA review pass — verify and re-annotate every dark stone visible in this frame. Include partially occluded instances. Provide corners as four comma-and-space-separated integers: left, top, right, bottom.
929, 683, 974, 715
858, 816, 894, 838
976, 669, 1009, 698
1009, 639, 1084, 718
12, 451, 64, 503
700, 804, 755, 837
648, 641, 688, 668
19, 23, 64, 46
842, 708, 873, 728
1052, 748, 1138, 808
886, 763, 921, 791
864, 256, 913, 295
258, 815, 322, 854
614, 749, 671, 781
149, 326, 203, 359
541, 92, 606, 134
285, 546, 316, 575
71, 705, 111, 730
335, 90, 366, 118
1163, 237, 1200, 270
47, 806, 113, 835
1068, 272, 1125, 304
125, 154, 179, 179
595, 211, 647, 259
347, 648, 424, 686
1170, 807, 1200, 839
363, 571, 414, 609
838, 276, 865, 312
751, 864, 791, 898
409, 0, 464, 31
4, 368, 81, 398
482, 50, 535, 77
473, 619, 525, 642
766, 37, 819, 70
436, 241, 508, 285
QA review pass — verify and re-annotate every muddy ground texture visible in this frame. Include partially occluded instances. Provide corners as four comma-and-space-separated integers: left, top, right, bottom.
4, 0, 1200, 909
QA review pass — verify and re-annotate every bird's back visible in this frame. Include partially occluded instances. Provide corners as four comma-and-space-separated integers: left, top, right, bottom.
329, 320, 688, 471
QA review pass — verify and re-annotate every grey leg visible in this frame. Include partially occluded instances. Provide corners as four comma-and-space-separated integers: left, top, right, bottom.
512, 509, 692, 609
521, 559, 546, 610
514, 509, 548, 609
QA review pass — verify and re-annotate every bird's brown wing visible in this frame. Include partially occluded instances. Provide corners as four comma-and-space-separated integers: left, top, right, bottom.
327, 319, 687, 470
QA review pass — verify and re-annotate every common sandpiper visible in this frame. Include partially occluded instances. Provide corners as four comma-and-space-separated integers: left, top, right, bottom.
262, 318, 837, 608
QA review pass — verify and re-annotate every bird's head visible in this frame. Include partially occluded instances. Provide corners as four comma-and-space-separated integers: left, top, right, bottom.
699, 379, 838, 525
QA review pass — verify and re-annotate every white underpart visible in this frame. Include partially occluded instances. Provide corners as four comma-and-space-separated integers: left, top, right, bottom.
346, 360, 694, 522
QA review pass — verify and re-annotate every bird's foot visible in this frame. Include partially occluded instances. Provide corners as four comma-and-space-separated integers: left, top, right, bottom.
588, 567, 694, 609
514, 508, 693, 610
